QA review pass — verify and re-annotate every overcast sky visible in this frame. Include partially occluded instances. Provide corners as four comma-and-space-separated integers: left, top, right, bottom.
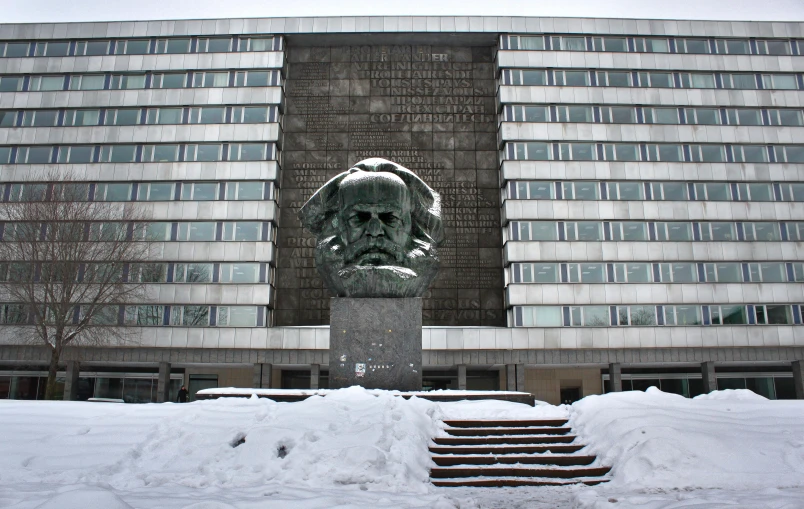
5, 0, 804, 23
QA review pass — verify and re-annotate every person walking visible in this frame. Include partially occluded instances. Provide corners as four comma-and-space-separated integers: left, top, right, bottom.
177, 385, 189, 403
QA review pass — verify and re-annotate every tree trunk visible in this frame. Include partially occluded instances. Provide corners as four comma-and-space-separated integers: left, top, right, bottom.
45, 347, 60, 400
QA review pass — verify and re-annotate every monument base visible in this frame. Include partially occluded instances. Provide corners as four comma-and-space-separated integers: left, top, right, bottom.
329, 297, 422, 390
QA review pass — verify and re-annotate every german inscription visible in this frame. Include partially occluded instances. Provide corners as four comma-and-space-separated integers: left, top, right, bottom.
276, 44, 504, 326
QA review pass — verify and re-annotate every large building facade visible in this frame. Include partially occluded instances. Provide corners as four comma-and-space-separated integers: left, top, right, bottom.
1, 16, 803, 403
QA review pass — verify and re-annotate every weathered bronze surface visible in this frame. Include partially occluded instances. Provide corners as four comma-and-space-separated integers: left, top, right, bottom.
299, 158, 443, 297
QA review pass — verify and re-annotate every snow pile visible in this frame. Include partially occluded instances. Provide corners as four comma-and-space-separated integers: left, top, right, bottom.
572, 388, 804, 508
1, 386, 804, 508
0, 387, 440, 494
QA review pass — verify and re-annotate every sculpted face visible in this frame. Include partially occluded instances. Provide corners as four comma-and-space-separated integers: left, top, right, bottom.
298, 158, 443, 298
338, 172, 412, 267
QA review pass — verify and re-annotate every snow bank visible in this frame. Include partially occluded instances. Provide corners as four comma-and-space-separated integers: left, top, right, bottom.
1, 387, 803, 508
0, 387, 440, 494
571, 387, 804, 508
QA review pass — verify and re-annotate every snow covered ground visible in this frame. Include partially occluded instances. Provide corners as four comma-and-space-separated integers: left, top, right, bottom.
0, 386, 802, 508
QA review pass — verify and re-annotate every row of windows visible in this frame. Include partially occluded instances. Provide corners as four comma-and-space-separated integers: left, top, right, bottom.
503, 104, 804, 127
513, 304, 803, 327
0, 37, 281, 58
0, 304, 268, 327
0, 143, 276, 164
1, 221, 273, 242
501, 69, 802, 91
502, 34, 800, 56
505, 142, 804, 163
0, 70, 280, 92
4, 181, 274, 203
507, 181, 804, 202
0, 262, 270, 284
510, 221, 804, 242
510, 262, 804, 284
0, 105, 278, 127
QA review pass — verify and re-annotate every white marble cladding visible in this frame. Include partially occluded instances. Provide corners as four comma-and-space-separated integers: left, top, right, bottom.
506, 283, 804, 307
0, 17, 802, 39
0, 87, 283, 110
498, 86, 804, 109
149, 241, 275, 264
503, 200, 804, 222
0, 52, 283, 74
0, 124, 281, 145
504, 241, 804, 264
499, 123, 804, 146
497, 50, 804, 73
139, 283, 273, 306
1, 325, 802, 350
500, 161, 804, 184
0, 161, 280, 183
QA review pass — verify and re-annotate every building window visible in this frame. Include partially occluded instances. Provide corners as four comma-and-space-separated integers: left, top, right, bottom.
192, 71, 230, 87
142, 144, 180, 162
124, 305, 165, 326
152, 73, 186, 89
0, 76, 24, 92
114, 40, 150, 55
142, 223, 171, 241
57, 145, 95, 164
34, 41, 70, 57
0, 42, 30, 57
189, 107, 225, 124
139, 182, 175, 201
177, 222, 216, 242
170, 306, 210, 326
511, 263, 560, 283
613, 263, 652, 283
174, 263, 213, 283
567, 263, 606, 283
94, 183, 132, 201
515, 306, 563, 327
234, 70, 278, 87
110, 74, 147, 90
219, 263, 260, 283
569, 306, 610, 326
107, 108, 141, 126
145, 108, 182, 125
221, 222, 264, 241
663, 305, 702, 325
710, 305, 748, 325
225, 182, 266, 200
217, 306, 259, 327
703, 263, 742, 283
21, 110, 59, 127
185, 144, 222, 162
155, 38, 191, 54
69, 74, 105, 91
197, 37, 232, 53
181, 183, 219, 201
229, 143, 269, 161
655, 223, 693, 241
99, 145, 137, 163
129, 264, 168, 283
64, 109, 102, 126
16, 146, 53, 164
0, 110, 17, 126
75, 40, 110, 56
29, 75, 65, 91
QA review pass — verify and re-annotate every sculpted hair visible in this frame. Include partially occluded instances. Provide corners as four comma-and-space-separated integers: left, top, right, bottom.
299, 158, 444, 248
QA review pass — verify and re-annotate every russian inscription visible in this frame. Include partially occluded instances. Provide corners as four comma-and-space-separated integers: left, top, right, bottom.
276, 44, 504, 326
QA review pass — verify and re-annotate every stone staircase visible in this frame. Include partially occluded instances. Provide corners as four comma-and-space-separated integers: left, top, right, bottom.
429, 419, 611, 487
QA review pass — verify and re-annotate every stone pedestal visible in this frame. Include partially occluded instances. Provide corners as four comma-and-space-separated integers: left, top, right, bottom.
329, 297, 422, 390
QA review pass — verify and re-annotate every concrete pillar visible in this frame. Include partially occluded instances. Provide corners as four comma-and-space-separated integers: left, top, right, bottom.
157, 362, 171, 403
515, 363, 526, 392
63, 360, 80, 401
701, 361, 717, 394
506, 364, 516, 391
457, 364, 467, 390
253, 363, 273, 389
609, 363, 623, 392
793, 360, 804, 400
310, 364, 320, 390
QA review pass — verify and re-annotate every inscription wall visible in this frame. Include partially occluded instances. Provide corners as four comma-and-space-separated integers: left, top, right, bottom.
276, 44, 504, 326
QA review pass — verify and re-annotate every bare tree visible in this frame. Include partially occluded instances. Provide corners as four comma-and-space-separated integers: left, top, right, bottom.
0, 171, 152, 399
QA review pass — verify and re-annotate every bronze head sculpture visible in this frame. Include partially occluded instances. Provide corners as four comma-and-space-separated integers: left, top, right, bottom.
298, 158, 443, 298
